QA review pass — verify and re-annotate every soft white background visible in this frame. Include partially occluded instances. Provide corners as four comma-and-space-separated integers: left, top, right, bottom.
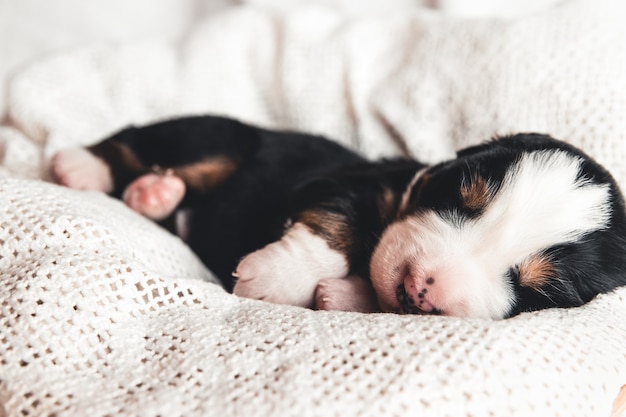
0, 0, 565, 115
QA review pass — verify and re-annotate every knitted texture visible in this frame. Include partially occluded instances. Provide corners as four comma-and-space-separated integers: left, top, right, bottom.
1, 1, 626, 416
1, 179, 625, 417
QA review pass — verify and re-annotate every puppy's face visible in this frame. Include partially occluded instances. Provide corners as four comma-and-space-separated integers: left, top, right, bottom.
370, 135, 619, 319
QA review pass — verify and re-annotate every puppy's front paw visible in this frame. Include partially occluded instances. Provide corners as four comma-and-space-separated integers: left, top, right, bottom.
50, 148, 113, 193
123, 173, 186, 220
315, 276, 380, 313
233, 223, 349, 308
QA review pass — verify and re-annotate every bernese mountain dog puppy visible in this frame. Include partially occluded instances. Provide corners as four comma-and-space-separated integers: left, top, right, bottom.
50, 115, 626, 319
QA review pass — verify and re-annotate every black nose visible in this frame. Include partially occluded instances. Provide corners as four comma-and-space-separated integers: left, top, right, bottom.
395, 284, 442, 315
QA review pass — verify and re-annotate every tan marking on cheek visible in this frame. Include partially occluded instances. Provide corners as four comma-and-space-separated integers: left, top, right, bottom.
460, 175, 492, 211
518, 254, 555, 289
173, 158, 238, 192
296, 209, 353, 256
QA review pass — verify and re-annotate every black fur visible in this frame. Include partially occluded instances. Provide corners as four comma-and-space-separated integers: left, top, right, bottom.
87, 116, 422, 291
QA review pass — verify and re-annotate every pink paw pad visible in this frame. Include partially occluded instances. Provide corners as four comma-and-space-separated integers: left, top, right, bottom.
123, 173, 186, 220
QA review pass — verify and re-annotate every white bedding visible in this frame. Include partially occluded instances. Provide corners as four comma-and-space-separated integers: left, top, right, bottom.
1, 1, 626, 416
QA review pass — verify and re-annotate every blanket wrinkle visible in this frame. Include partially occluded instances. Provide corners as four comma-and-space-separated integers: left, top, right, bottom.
1, 1, 626, 416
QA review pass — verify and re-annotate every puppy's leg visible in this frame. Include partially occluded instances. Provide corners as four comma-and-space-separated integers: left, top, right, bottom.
315, 275, 379, 313
51, 117, 260, 199
50, 133, 148, 198
122, 172, 186, 221
52, 144, 185, 221
233, 222, 349, 308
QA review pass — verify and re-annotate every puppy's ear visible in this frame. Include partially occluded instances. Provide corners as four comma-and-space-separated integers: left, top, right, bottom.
457, 133, 573, 158
456, 133, 559, 159
455, 138, 500, 159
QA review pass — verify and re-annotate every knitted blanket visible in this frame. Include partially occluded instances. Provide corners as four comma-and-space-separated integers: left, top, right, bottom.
1, 1, 626, 416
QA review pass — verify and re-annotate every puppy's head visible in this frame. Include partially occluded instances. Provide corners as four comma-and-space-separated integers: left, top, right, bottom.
371, 134, 626, 319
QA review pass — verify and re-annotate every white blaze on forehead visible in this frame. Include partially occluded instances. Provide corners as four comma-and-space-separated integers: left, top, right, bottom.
371, 149, 612, 319
484, 150, 611, 260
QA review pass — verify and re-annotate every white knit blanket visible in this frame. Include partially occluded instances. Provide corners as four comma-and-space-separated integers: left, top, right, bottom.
1, 1, 626, 416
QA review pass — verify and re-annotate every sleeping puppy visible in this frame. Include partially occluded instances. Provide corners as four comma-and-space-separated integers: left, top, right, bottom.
50, 115, 626, 319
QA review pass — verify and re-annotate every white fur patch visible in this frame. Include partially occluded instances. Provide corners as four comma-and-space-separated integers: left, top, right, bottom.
51, 148, 113, 193
480, 151, 611, 259
371, 150, 611, 319
233, 223, 349, 307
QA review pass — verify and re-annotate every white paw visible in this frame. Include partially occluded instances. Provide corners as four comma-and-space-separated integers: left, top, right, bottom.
233, 223, 349, 308
315, 276, 380, 313
50, 148, 113, 193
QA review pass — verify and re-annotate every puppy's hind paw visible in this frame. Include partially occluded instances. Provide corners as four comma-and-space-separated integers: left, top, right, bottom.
50, 148, 113, 193
123, 173, 186, 221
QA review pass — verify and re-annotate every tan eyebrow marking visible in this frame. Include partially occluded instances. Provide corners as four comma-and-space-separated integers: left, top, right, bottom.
518, 254, 556, 289
460, 175, 492, 211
